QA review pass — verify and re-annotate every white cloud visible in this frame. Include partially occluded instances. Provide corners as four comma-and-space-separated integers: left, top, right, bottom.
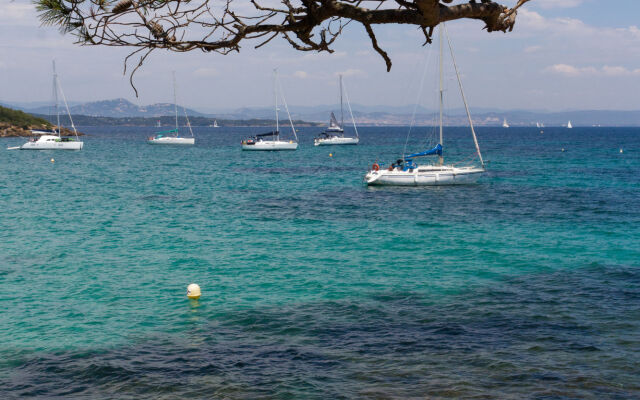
533, 0, 585, 9
193, 67, 219, 77
546, 64, 640, 77
334, 69, 365, 78
293, 70, 308, 79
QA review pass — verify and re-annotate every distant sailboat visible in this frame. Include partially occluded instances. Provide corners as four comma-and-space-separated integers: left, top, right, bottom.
314, 75, 359, 146
213, 119, 219, 128
156, 119, 161, 128
13, 60, 83, 150
241, 69, 298, 151
567, 120, 573, 129
148, 72, 195, 145
502, 118, 510, 128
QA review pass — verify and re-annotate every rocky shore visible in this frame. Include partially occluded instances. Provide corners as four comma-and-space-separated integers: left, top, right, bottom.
0, 123, 83, 137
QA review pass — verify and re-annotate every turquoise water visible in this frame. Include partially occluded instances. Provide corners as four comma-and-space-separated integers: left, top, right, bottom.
1, 126, 639, 398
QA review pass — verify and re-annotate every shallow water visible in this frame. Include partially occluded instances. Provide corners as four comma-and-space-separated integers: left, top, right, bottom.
1, 126, 639, 398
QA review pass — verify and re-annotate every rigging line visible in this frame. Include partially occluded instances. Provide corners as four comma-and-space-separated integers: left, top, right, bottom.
182, 107, 194, 137
55, 71, 79, 139
402, 43, 434, 161
444, 24, 484, 167
276, 75, 297, 142
341, 79, 359, 139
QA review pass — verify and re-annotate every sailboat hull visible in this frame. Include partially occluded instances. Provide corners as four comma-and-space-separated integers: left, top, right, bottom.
19, 135, 83, 150
148, 137, 195, 145
314, 137, 359, 146
242, 141, 298, 151
365, 166, 485, 186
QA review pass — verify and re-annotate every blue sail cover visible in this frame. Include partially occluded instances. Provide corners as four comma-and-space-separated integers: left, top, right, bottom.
405, 144, 442, 159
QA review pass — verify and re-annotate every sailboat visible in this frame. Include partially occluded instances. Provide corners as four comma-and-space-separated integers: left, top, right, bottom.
314, 75, 359, 146
567, 120, 573, 129
502, 118, 510, 128
365, 24, 485, 186
13, 61, 83, 150
213, 119, 219, 128
148, 72, 195, 145
241, 69, 298, 151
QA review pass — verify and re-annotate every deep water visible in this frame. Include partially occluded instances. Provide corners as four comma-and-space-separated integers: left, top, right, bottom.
1, 126, 639, 398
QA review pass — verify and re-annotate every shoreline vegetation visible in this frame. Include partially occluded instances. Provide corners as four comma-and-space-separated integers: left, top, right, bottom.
0, 105, 83, 137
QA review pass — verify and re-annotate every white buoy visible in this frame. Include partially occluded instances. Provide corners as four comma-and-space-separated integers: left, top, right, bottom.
620, 148, 623, 153
187, 283, 201, 299
50, 158, 55, 163
561, 148, 565, 152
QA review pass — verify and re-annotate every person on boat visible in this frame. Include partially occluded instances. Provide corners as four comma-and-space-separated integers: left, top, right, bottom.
395, 159, 404, 171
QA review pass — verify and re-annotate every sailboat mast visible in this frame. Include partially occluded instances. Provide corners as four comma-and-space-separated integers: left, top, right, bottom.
274, 69, 279, 140
52, 60, 60, 138
172, 71, 178, 134
438, 25, 444, 165
444, 24, 484, 168
340, 75, 344, 132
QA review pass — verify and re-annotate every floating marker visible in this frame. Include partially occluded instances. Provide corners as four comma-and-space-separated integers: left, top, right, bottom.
329, 153, 333, 157
50, 158, 55, 163
561, 148, 565, 152
187, 283, 201, 299
620, 148, 623, 153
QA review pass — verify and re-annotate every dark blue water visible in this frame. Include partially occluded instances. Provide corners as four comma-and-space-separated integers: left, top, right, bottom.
0, 126, 639, 398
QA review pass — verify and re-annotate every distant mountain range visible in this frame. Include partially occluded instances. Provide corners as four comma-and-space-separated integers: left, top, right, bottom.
2, 98, 640, 126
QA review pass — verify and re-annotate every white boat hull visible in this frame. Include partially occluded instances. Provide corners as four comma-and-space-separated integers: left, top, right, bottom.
148, 137, 195, 145
365, 165, 485, 186
18, 135, 83, 150
242, 141, 298, 151
314, 137, 359, 146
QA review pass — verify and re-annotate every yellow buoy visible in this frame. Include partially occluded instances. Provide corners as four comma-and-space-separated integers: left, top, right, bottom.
50, 158, 55, 163
329, 153, 333, 157
187, 283, 201, 299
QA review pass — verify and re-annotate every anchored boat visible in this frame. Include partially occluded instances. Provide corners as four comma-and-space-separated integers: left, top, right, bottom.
365, 24, 485, 186
242, 69, 298, 151
148, 72, 195, 145
14, 61, 83, 150
314, 75, 359, 146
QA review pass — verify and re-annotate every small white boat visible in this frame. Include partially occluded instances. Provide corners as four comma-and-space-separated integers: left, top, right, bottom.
502, 118, 510, 128
567, 120, 573, 129
241, 135, 298, 151
315, 75, 359, 146
213, 119, 219, 128
147, 136, 195, 145
19, 134, 83, 150
242, 69, 298, 151
365, 24, 485, 187
14, 61, 83, 151
148, 72, 195, 145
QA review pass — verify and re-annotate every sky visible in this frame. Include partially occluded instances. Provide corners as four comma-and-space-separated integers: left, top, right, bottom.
1, 0, 639, 112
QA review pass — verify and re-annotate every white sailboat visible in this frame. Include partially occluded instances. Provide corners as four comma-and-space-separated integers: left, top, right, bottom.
213, 119, 219, 128
567, 120, 573, 129
365, 24, 485, 186
241, 69, 298, 151
12, 61, 83, 150
502, 118, 510, 128
148, 72, 195, 145
314, 75, 359, 146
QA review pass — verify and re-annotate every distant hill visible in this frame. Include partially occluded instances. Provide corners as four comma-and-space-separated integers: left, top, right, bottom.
0, 105, 52, 137
27, 98, 205, 118
3, 98, 640, 126
34, 114, 323, 128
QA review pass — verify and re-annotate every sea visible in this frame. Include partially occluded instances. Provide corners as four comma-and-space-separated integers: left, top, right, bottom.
0, 126, 638, 398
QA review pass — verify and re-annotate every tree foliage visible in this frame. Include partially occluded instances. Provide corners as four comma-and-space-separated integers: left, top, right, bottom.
35, 0, 531, 92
